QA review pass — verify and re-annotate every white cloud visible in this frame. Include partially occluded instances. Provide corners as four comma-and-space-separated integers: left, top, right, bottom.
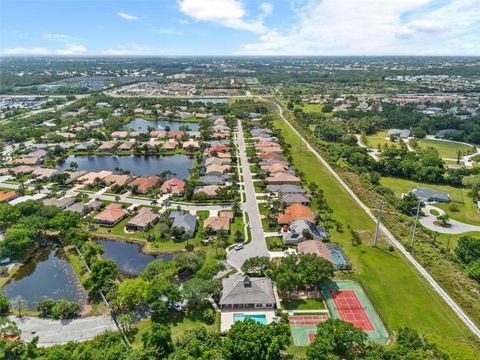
117, 12, 139, 21
178, 0, 268, 33
102, 44, 174, 56
238, 0, 480, 55
54, 44, 87, 55
3, 47, 49, 55
259, 2, 273, 17
150, 27, 182, 35
43, 33, 79, 42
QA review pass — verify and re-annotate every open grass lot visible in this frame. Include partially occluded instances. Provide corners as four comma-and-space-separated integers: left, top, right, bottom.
416, 139, 473, 159
380, 176, 480, 227
364, 130, 393, 149
282, 298, 326, 310
272, 116, 480, 359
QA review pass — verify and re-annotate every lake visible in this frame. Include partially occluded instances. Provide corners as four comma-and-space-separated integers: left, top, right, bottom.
97, 239, 174, 277
1, 247, 87, 310
57, 154, 194, 178
123, 118, 199, 132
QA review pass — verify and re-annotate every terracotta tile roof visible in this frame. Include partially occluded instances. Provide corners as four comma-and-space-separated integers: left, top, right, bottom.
254, 141, 280, 148
204, 216, 230, 231
79, 171, 113, 185
0, 190, 18, 202
205, 164, 230, 175
160, 177, 185, 194
128, 176, 160, 194
104, 174, 134, 186
278, 204, 316, 224
266, 172, 301, 184
94, 203, 127, 223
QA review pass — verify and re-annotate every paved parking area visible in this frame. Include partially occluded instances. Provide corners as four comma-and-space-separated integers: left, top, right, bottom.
10, 315, 117, 347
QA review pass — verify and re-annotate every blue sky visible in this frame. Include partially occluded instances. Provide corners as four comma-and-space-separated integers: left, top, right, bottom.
1, 0, 479, 56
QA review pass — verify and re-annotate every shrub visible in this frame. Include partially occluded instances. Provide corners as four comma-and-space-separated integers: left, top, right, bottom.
37, 298, 80, 319
202, 307, 216, 324
0, 294, 10, 316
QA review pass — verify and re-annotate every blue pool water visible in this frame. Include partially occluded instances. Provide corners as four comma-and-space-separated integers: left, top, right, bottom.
330, 249, 346, 265
233, 314, 268, 325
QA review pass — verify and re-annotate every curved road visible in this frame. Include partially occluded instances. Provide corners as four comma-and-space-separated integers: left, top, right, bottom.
227, 120, 270, 269
420, 205, 480, 234
265, 97, 480, 340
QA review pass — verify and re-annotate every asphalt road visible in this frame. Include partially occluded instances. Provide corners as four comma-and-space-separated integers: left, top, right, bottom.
266, 97, 480, 340
227, 120, 270, 269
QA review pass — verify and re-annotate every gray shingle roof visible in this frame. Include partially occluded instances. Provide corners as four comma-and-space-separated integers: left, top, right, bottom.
220, 274, 275, 306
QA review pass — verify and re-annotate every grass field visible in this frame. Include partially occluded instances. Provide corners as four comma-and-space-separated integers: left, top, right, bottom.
364, 130, 394, 149
416, 139, 473, 159
380, 176, 480, 227
282, 298, 326, 310
272, 114, 480, 359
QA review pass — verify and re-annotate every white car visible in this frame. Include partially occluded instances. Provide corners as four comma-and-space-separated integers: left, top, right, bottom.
169, 303, 184, 311
234, 243, 244, 251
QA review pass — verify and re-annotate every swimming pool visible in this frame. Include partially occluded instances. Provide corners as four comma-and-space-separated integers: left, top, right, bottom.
330, 249, 345, 265
233, 313, 268, 325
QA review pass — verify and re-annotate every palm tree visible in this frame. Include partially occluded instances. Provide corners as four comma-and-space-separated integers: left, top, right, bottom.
12, 295, 27, 318
34, 183, 43, 194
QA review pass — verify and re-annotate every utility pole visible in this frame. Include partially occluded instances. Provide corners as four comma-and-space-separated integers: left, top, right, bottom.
373, 201, 383, 247
410, 200, 421, 249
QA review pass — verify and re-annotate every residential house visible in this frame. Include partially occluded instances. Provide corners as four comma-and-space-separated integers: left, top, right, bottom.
266, 184, 306, 194
266, 172, 301, 185
0, 191, 19, 203
387, 129, 410, 139
205, 164, 230, 176
94, 203, 128, 226
162, 139, 178, 151
169, 211, 197, 238
43, 197, 76, 209
22, 149, 47, 159
128, 176, 161, 194
219, 274, 276, 309
205, 157, 231, 166
12, 157, 42, 166
66, 202, 91, 215
204, 216, 230, 233
127, 207, 160, 231
411, 187, 450, 203
160, 177, 185, 195
79, 171, 113, 185
194, 185, 222, 197
9, 165, 35, 176
182, 140, 200, 151
97, 141, 118, 152
198, 175, 226, 185
297, 240, 334, 264
31, 167, 59, 181
278, 204, 316, 224
117, 142, 135, 151
104, 174, 134, 187
281, 193, 311, 206
281, 220, 328, 244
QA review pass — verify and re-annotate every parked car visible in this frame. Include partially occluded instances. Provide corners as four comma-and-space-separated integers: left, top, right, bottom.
169, 303, 184, 311
234, 243, 244, 251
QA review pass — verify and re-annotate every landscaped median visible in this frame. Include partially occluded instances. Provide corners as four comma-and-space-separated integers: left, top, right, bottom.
270, 103, 480, 359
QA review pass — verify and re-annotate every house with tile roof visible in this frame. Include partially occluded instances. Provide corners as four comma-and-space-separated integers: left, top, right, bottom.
219, 274, 276, 309
278, 204, 316, 224
127, 207, 160, 231
94, 203, 128, 226
128, 176, 161, 194
204, 216, 231, 233
160, 177, 185, 195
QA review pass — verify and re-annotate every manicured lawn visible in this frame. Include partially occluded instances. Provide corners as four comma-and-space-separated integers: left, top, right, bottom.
266, 236, 284, 251
282, 298, 326, 310
364, 130, 394, 149
380, 176, 480, 227
273, 115, 480, 359
416, 139, 473, 159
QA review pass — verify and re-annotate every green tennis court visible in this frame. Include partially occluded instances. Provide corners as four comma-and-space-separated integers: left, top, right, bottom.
321, 280, 389, 344
289, 314, 329, 346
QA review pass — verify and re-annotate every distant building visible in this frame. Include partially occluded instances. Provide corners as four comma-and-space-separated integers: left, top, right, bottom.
387, 129, 410, 139
411, 187, 450, 203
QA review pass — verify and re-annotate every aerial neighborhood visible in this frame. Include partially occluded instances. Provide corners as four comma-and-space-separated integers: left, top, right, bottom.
0, 54, 479, 359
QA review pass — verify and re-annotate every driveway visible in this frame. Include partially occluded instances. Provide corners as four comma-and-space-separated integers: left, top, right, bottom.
227, 120, 270, 269
419, 204, 480, 234
10, 315, 116, 347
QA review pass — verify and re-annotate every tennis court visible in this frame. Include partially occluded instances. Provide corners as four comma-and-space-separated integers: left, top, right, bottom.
330, 290, 375, 331
321, 280, 389, 344
289, 314, 329, 346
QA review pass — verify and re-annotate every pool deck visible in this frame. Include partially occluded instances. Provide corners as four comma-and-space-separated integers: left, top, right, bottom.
220, 308, 276, 332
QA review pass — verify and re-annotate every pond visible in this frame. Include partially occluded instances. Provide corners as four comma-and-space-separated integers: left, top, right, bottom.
1, 247, 87, 310
188, 98, 228, 104
97, 239, 174, 277
57, 154, 194, 178
123, 118, 199, 132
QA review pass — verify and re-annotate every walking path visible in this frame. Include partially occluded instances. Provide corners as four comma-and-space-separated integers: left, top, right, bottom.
264, 96, 480, 340
10, 315, 116, 347
420, 204, 480, 234
227, 120, 270, 269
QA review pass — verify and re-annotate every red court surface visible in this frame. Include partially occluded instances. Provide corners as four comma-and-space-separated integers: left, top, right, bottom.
307, 333, 316, 343
330, 290, 375, 331
288, 315, 329, 326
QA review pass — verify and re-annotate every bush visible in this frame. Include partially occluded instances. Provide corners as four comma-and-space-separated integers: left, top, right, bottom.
37, 298, 80, 319
0, 294, 10, 316
202, 307, 216, 324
